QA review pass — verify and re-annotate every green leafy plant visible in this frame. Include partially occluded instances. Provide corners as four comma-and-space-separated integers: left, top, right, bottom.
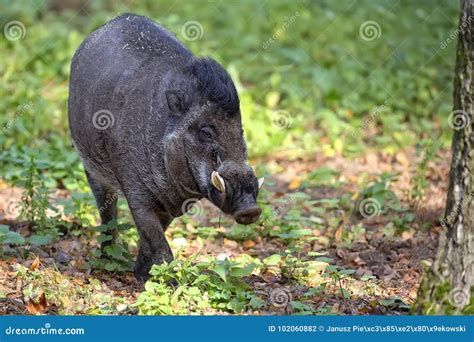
354, 173, 404, 218
59, 191, 96, 228
20, 156, 49, 226
303, 167, 338, 188
18, 156, 60, 236
89, 220, 135, 272
134, 255, 257, 314
225, 224, 259, 241
0, 224, 25, 256
323, 265, 356, 300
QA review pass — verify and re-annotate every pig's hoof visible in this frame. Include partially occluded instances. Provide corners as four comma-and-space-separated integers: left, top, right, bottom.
166, 278, 178, 288
133, 262, 152, 283
133, 261, 178, 287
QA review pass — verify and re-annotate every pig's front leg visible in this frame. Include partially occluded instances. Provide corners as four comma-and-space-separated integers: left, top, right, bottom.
128, 206, 173, 282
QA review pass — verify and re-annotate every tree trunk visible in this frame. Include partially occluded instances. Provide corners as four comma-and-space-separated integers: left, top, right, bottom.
416, 0, 473, 314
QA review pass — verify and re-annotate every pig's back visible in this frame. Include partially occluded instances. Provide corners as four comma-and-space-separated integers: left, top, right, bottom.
71, 13, 192, 71
68, 14, 192, 188
69, 13, 192, 129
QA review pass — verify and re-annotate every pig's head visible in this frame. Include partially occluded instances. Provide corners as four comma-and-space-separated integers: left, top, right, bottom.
163, 57, 262, 224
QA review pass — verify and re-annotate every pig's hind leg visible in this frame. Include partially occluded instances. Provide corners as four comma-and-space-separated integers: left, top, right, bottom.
85, 170, 118, 250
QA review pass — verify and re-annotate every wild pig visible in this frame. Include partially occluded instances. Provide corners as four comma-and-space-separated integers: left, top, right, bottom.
68, 13, 263, 281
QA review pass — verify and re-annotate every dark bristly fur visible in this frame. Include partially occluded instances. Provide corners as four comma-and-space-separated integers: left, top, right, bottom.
187, 57, 240, 115
68, 13, 261, 281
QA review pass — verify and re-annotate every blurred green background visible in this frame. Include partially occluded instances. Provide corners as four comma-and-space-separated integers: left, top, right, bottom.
0, 0, 458, 188
0, 0, 467, 316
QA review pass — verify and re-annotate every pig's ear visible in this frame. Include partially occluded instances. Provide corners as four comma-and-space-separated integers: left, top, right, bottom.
165, 89, 189, 115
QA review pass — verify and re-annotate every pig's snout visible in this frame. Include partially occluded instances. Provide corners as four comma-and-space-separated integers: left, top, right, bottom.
234, 206, 262, 225
209, 161, 263, 224
233, 191, 262, 225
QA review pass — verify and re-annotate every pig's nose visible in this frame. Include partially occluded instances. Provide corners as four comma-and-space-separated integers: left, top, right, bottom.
234, 206, 262, 225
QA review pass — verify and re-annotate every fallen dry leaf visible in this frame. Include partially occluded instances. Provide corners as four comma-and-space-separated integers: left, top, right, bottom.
26, 292, 47, 314
334, 224, 343, 242
242, 240, 256, 249
223, 238, 237, 248
30, 256, 41, 271
288, 177, 301, 190
396, 152, 409, 169
401, 230, 414, 241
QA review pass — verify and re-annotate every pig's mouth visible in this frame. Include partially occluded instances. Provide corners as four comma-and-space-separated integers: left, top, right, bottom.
233, 204, 262, 225
207, 170, 263, 225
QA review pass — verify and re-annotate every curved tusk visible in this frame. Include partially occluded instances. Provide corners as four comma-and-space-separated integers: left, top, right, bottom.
258, 177, 265, 189
211, 171, 226, 193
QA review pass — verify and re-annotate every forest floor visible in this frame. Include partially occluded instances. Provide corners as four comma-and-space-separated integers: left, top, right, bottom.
0, 147, 449, 315
0, 0, 464, 317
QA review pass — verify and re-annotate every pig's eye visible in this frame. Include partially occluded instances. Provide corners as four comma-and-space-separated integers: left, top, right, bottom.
199, 126, 215, 143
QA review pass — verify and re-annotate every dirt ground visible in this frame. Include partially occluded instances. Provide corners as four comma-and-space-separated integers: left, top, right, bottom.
0, 147, 449, 315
